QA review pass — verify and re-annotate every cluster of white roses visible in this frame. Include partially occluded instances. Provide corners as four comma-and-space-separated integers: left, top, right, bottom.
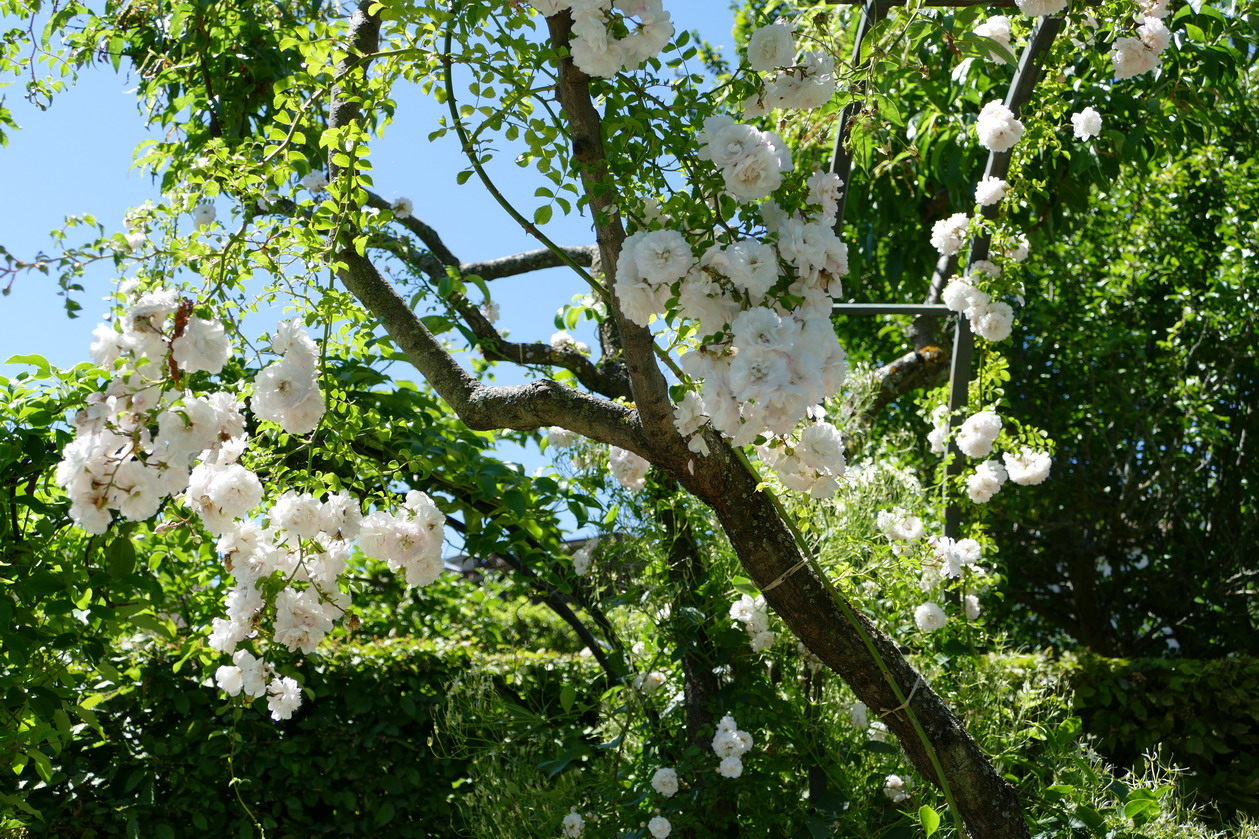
1015, 0, 1067, 16
696, 115, 794, 202
213, 651, 301, 721
210, 493, 362, 719
876, 508, 925, 555
58, 289, 237, 534
526, 0, 674, 78
963, 446, 1052, 503
209, 488, 445, 720
923, 534, 986, 591
61, 290, 454, 721
206, 484, 443, 722
742, 22, 837, 116
251, 320, 327, 435
928, 406, 1053, 507
359, 490, 447, 587
943, 268, 1015, 342
729, 593, 776, 653
615, 188, 849, 458
1112, 15, 1171, 79
712, 714, 754, 779
755, 421, 847, 499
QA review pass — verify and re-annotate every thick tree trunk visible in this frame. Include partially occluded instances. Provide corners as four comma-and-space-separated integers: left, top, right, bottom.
676, 443, 1031, 839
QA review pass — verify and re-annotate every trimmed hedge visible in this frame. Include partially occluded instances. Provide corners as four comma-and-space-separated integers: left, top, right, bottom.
1067, 655, 1259, 817
25, 637, 598, 838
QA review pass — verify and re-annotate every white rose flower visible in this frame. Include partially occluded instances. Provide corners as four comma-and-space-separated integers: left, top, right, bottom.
974, 176, 1009, 207
191, 201, 216, 228
1071, 106, 1103, 140
914, 601, 948, 632
647, 815, 672, 838
884, 774, 912, 803
747, 23, 795, 71
651, 767, 680, 797
1003, 447, 1052, 485
301, 170, 329, 192
975, 101, 1024, 153
266, 675, 303, 721
930, 213, 970, 256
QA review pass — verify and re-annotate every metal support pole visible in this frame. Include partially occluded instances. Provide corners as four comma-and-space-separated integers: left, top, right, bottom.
828, 0, 891, 234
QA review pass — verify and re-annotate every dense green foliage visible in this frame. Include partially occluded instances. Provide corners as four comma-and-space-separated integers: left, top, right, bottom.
1068, 655, 1259, 818
20, 627, 1259, 839
985, 117, 1259, 658
22, 636, 597, 838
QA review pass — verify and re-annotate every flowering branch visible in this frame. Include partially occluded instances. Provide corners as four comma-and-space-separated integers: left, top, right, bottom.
326, 4, 642, 449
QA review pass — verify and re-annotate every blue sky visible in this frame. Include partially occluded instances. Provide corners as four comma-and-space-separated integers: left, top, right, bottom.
0, 4, 737, 374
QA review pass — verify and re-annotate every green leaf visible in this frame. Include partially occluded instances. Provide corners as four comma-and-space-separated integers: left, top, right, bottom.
534, 204, 553, 225
559, 684, 576, 713
1075, 804, 1106, 834
919, 804, 941, 837
106, 537, 137, 579
5, 354, 52, 378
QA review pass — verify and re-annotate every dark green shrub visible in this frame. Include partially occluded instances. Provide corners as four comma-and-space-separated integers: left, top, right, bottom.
26, 637, 598, 838
1067, 656, 1259, 818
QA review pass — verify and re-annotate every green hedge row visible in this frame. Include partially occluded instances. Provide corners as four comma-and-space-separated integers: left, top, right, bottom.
1067, 655, 1259, 817
24, 637, 597, 839
23, 643, 1259, 835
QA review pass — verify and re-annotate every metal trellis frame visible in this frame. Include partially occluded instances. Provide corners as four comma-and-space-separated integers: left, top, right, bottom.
823, 2, 1063, 538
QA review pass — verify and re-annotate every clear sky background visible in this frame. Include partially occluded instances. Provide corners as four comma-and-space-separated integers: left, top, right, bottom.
0, 3, 737, 375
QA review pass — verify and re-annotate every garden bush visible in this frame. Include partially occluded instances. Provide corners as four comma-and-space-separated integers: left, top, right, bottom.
23, 637, 599, 839
1067, 655, 1259, 819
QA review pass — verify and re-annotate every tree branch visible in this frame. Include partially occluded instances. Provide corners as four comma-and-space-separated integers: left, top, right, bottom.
337, 247, 641, 443
544, 11, 677, 448
325, 6, 639, 444
461, 245, 598, 282
364, 189, 461, 266
361, 224, 633, 399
